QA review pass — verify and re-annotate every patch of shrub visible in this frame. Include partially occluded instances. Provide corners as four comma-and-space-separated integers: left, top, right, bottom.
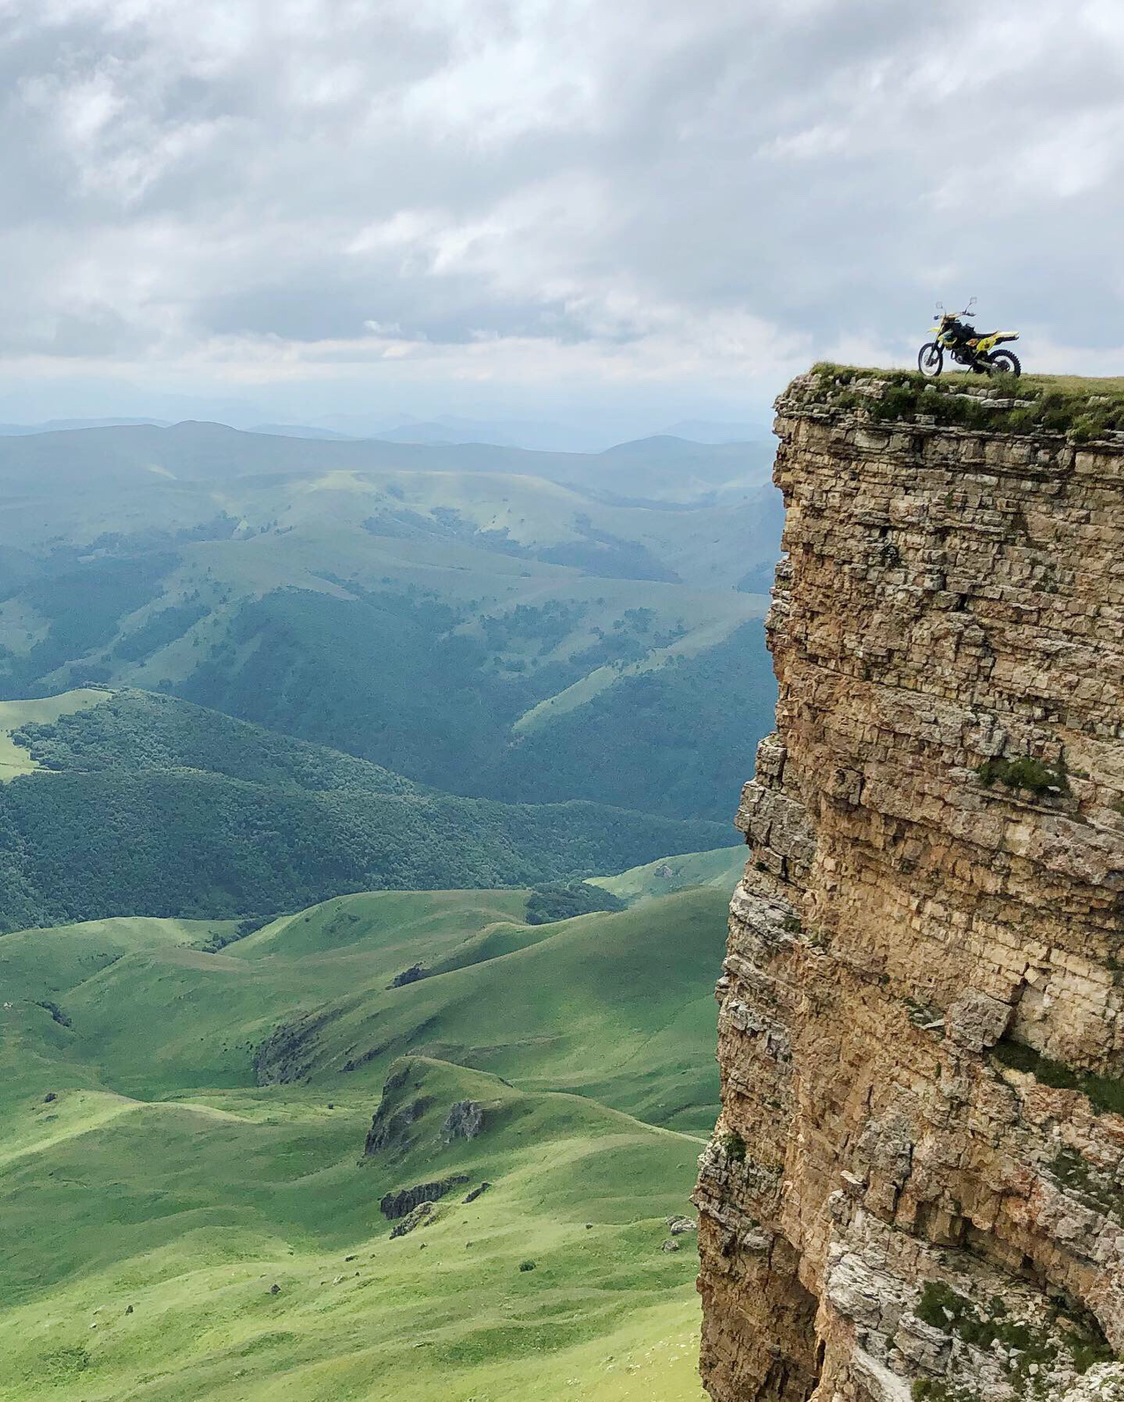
720, 1131, 747, 1163
34, 1000, 72, 1028
977, 755, 1068, 797
914, 1279, 1112, 1386
525, 881, 626, 925
38, 1346, 91, 1381
200, 913, 279, 953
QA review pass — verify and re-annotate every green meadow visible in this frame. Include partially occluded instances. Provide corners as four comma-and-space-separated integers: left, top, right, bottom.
0, 878, 739, 1401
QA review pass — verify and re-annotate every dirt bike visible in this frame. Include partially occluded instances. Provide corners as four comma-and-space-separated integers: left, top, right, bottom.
917, 300, 1021, 378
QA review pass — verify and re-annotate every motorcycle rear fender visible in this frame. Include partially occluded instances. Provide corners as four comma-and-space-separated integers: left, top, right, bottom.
977, 332, 1019, 352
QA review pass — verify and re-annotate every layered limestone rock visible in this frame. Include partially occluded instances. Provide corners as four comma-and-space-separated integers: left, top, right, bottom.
696, 370, 1124, 1402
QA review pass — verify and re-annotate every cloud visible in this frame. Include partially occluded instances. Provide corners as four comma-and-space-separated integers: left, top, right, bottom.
0, 0, 1121, 416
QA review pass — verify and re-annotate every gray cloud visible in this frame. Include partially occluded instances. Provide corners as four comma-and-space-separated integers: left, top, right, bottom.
0, 0, 1121, 417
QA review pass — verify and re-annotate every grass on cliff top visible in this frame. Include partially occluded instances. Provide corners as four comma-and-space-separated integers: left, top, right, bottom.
807, 363, 1124, 441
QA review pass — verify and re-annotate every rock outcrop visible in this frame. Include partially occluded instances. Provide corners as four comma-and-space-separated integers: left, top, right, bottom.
379, 1176, 470, 1220
696, 369, 1124, 1402
364, 1063, 433, 1156
441, 1099, 485, 1142
389, 1200, 439, 1238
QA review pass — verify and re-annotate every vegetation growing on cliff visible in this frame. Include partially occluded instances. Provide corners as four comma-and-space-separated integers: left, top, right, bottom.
806, 365, 1124, 442
992, 1037, 1124, 1117
720, 1131, 747, 1163
1049, 1147, 1124, 1226
977, 754, 1069, 797
915, 1279, 1113, 1394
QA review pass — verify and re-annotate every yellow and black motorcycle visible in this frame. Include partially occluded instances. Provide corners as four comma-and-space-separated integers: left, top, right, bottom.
918, 300, 1021, 378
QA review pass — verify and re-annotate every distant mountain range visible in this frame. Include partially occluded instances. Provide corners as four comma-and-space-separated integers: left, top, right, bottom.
0, 416, 171, 435
0, 417, 775, 504
0, 413, 772, 454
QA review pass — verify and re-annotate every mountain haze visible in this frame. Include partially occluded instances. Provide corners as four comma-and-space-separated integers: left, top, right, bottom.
0, 419, 773, 503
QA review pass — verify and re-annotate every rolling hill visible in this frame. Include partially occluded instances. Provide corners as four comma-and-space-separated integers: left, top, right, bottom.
0, 416, 763, 1400
0, 879, 742, 1402
0, 431, 779, 819
0, 689, 733, 931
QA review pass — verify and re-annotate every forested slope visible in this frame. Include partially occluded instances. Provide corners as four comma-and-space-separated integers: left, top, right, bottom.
0, 690, 731, 930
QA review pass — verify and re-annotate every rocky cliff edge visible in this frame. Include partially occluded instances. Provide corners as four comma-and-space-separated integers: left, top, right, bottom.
696, 368, 1124, 1402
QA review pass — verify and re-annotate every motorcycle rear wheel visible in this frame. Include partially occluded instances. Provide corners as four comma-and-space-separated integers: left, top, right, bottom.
987, 350, 1021, 378
918, 343, 943, 377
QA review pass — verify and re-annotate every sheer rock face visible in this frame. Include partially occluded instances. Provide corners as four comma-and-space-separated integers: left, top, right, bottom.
696, 373, 1124, 1402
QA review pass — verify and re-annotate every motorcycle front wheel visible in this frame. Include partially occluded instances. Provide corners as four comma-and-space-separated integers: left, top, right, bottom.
987, 350, 1021, 378
918, 343, 943, 377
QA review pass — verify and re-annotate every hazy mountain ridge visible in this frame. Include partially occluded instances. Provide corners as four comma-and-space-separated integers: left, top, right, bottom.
0, 432, 779, 821
0, 418, 773, 503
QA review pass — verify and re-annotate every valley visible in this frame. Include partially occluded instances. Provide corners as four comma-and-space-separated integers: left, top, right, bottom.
0, 424, 779, 819
0, 688, 730, 931
0, 421, 772, 1401
5, 6, 1115, 1399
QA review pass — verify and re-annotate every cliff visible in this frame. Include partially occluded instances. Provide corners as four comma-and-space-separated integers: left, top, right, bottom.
695, 368, 1124, 1402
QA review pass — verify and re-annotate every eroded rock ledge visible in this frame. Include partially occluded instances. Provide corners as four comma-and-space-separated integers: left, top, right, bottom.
696, 371, 1124, 1402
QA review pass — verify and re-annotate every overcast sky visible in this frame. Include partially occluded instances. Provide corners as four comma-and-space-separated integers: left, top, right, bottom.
1, 0, 1122, 428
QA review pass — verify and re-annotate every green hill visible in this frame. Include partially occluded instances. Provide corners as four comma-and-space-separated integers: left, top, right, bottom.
0, 430, 777, 821
588, 846, 747, 905
0, 689, 108, 780
0, 689, 733, 931
0, 885, 729, 1402
2, 884, 729, 1131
